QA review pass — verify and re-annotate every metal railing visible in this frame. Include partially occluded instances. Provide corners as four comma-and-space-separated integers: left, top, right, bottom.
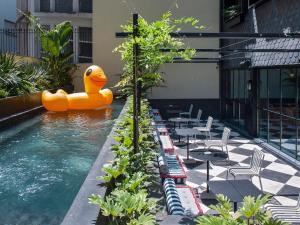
0, 29, 92, 63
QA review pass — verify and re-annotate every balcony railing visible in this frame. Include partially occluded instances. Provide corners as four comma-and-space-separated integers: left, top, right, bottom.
0, 29, 92, 63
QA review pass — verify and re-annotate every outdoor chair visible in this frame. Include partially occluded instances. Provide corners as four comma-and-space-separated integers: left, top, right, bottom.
227, 148, 265, 190
264, 194, 300, 224
188, 109, 202, 126
180, 104, 193, 118
205, 127, 231, 157
193, 116, 213, 140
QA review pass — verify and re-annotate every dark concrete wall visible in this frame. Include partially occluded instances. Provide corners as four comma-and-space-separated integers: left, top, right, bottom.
149, 99, 220, 120
0, 92, 42, 120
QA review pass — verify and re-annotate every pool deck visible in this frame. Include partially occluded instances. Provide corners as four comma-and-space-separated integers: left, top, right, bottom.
169, 120, 300, 212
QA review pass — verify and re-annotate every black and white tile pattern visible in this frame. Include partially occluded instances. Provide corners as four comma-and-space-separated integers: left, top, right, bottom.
168, 120, 300, 213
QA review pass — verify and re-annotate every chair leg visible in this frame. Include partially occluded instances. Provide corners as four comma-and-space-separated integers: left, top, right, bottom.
209, 131, 212, 140
226, 146, 229, 159
259, 175, 263, 191
226, 170, 229, 179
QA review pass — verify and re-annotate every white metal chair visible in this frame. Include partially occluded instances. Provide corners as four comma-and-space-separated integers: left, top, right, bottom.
193, 116, 213, 140
265, 194, 300, 224
187, 109, 202, 126
227, 148, 265, 190
205, 127, 231, 157
180, 104, 193, 118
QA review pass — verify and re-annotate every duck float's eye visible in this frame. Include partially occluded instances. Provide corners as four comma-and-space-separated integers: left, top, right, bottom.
86, 69, 92, 76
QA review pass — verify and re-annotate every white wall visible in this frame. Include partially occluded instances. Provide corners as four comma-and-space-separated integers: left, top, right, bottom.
0, 0, 17, 28
93, 0, 220, 99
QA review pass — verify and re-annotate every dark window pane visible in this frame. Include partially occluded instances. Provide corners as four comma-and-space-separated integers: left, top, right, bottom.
281, 116, 297, 158
79, 27, 92, 42
40, 0, 50, 12
239, 70, 245, 102
55, 0, 73, 13
78, 27, 92, 63
258, 69, 268, 109
79, 0, 92, 12
269, 113, 281, 149
245, 70, 250, 101
268, 69, 281, 112
282, 68, 297, 117
234, 70, 239, 99
259, 109, 268, 141
298, 69, 300, 119
230, 70, 234, 99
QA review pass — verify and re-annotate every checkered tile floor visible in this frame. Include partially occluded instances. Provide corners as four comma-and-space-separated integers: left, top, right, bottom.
167, 119, 300, 212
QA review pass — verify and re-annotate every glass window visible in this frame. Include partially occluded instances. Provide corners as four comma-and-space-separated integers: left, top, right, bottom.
55, 0, 73, 13
269, 112, 281, 149
281, 68, 297, 117
78, 27, 92, 63
239, 70, 245, 102
268, 69, 281, 112
230, 70, 234, 99
258, 69, 268, 109
281, 116, 297, 158
245, 70, 250, 101
234, 70, 239, 99
258, 109, 268, 141
79, 0, 92, 13
40, 0, 50, 12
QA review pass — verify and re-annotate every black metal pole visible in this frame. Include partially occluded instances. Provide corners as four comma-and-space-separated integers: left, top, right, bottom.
133, 13, 139, 154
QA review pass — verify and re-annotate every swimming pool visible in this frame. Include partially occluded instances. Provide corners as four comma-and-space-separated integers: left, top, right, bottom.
0, 101, 124, 225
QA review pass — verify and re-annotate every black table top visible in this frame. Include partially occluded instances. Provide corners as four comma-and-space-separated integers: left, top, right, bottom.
208, 180, 263, 202
190, 149, 228, 162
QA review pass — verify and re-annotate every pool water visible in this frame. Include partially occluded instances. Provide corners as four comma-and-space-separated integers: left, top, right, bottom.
0, 101, 123, 225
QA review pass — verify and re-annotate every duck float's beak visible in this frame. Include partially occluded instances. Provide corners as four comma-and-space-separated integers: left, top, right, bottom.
85, 65, 107, 87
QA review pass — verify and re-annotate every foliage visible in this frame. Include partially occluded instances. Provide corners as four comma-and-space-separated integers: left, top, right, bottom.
114, 12, 203, 96
195, 194, 286, 225
26, 14, 75, 87
224, 4, 240, 21
0, 53, 51, 98
89, 98, 159, 225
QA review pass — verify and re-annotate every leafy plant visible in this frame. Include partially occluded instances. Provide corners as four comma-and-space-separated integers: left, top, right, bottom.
195, 194, 286, 225
114, 12, 203, 97
90, 98, 159, 225
0, 53, 51, 98
26, 14, 75, 87
89, 189, 157, 225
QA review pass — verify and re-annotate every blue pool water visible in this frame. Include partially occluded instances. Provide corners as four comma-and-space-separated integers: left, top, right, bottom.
0, 101, 123, 225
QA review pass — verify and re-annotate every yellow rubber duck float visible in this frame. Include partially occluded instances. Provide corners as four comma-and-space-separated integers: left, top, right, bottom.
42, 65, 113, 111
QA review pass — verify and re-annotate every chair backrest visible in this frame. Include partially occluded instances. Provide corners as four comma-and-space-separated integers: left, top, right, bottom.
206, 116, 213, 130
250, 148, 265, 174
189, 104, 194, 114
196, 109, 202, 120
296, 193, 300, 209
221, 127, 231, 144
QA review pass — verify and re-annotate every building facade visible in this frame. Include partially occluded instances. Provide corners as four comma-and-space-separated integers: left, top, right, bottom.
221, 0, 300, 164
27, 0, 93, 63
92, 0, 220, 117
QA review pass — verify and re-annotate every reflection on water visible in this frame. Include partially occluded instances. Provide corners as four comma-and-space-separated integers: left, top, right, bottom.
0, 101, 123, 225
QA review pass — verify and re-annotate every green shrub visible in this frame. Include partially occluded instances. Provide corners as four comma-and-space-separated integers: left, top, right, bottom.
0, 53, 51, 98
89, 98, 159, 225
195, 194, 286, 225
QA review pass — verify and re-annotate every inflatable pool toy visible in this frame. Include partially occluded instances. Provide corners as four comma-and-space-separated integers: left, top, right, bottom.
42, 65, 113, 111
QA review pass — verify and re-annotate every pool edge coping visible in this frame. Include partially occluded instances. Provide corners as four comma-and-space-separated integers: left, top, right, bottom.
61, 99, 129, 225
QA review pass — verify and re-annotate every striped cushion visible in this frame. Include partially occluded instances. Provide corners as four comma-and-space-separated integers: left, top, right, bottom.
163, 179, 184, 215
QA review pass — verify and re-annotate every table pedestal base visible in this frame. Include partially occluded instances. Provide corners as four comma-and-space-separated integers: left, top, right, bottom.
174, 141, 187, 147
183, 158, 197, 164
200, 192, 216, 200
